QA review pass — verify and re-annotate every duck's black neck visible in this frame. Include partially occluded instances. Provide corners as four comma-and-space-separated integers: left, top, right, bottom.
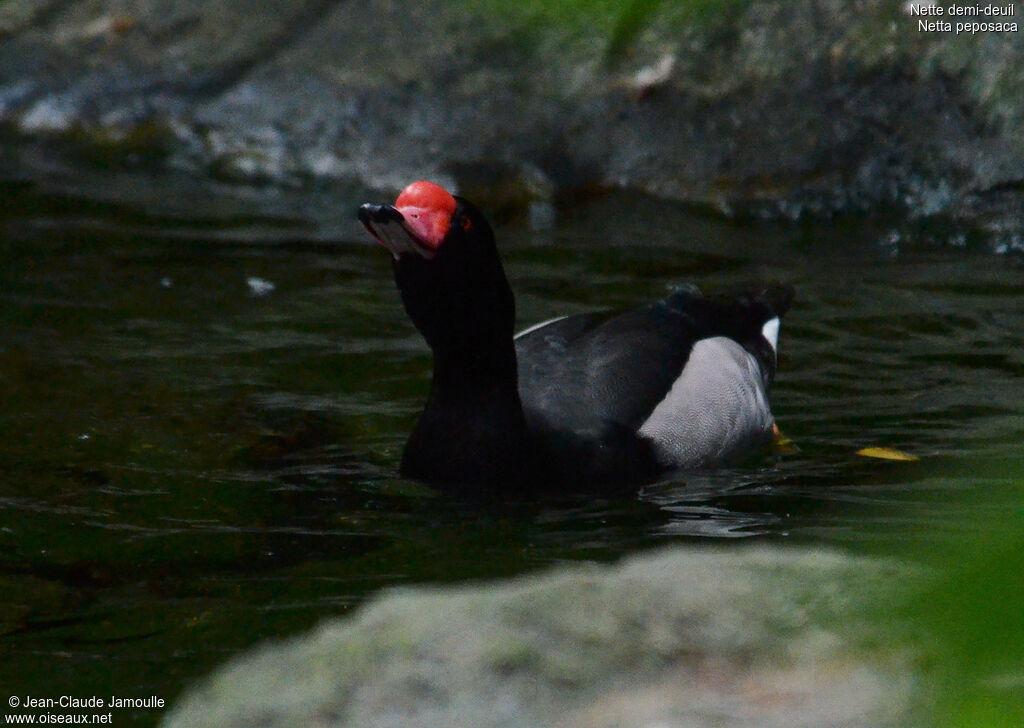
394, 253, 529, 486
431, 334, 519, 389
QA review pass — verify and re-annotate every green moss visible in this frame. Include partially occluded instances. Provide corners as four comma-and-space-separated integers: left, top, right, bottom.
890, 461, 1024, 727
459, 0, 748, 55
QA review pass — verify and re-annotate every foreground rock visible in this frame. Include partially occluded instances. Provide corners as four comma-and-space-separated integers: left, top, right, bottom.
1, 1, 1022, 243
163, 547, 920, 728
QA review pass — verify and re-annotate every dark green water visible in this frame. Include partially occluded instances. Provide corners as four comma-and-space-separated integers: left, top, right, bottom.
2, 157, 1023, 724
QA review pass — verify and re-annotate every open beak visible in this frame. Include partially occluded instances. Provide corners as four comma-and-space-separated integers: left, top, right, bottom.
358, 203, 436, 260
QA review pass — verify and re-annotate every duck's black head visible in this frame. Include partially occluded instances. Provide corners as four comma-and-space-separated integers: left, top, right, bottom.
359, 181, 515, 360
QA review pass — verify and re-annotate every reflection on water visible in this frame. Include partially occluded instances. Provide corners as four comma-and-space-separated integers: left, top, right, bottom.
1, 166, 1023, 722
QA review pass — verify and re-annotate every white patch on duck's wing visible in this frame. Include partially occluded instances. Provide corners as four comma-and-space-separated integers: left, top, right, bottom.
761, 316, 780, 353
515, 315, 570, 340
638, 336, 775, 468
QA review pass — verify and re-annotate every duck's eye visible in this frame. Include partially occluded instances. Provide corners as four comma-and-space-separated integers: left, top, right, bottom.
460, 215, 472, 232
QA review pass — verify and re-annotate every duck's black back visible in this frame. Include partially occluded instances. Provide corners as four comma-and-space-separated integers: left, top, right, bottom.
514, 284, 793, 479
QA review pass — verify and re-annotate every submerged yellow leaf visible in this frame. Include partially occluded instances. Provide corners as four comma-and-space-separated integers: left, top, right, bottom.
856, 446, 920, 462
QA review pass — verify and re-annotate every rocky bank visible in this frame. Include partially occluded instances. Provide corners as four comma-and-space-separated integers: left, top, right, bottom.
161, 547, 923, 728
0, 0, 1022, 245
